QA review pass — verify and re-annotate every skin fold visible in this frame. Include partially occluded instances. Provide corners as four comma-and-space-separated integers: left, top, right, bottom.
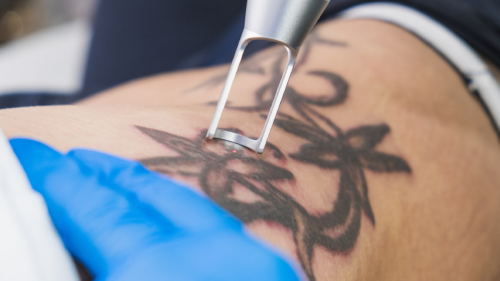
1, 19, 500, 280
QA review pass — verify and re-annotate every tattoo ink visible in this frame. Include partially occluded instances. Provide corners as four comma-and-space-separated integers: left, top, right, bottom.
138, 30, 410, 281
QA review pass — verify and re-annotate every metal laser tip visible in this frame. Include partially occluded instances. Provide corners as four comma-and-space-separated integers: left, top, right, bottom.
207, 0, 330, 153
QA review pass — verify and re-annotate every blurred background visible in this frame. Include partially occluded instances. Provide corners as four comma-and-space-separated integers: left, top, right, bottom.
0, 0, 96, 96
0, 0, 95, 44
0, 0, 247, 103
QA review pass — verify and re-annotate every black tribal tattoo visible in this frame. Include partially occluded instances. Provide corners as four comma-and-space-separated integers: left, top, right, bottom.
138, 31, 411, 281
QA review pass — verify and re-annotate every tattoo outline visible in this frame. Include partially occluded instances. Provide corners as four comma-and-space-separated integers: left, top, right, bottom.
138, 31, 411, 281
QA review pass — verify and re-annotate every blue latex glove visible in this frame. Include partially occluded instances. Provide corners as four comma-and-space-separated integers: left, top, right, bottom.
10, 139, 301, 281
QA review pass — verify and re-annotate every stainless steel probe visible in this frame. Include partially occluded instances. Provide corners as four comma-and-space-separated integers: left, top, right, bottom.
206, 0, 330, 153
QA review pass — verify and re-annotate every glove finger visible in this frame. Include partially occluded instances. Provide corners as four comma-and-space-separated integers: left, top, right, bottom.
68, 149, 242, 233
10, 139, 180, 277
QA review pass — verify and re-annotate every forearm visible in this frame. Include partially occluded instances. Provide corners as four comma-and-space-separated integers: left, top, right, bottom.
1, 19, 500, 280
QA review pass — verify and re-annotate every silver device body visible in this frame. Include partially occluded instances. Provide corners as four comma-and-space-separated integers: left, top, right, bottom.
206, 0, 330, 153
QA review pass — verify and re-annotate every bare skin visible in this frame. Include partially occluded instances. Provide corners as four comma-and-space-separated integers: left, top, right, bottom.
1, 19, 500, 280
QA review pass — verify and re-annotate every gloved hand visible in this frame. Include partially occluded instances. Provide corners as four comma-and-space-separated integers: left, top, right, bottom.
10, 139, 301, 281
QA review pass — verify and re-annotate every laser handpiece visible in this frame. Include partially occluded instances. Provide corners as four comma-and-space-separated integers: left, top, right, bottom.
206, 0, 330, 153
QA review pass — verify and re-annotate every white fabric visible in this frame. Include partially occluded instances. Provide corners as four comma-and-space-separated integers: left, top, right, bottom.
0, 19, 90, 95
0, 130, 79, 281
339, 3, 500, 130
